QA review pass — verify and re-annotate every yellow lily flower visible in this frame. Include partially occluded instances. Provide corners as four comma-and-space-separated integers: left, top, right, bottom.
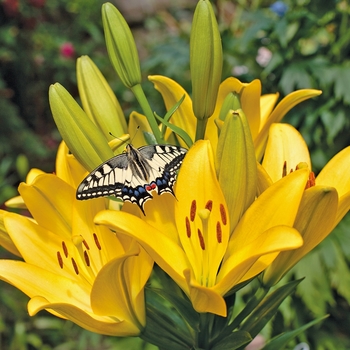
0, 144, 153, 336
95, 140, 307, 317
147, 75, 321, 156
261, 123, 350, 286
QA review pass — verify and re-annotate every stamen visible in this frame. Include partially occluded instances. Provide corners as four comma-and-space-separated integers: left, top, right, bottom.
82, 239, 90, 250
62, 241, 68, 258
84, 251, 90, 267
93, 233, 102, 250
190, 200, 196, 221
305, 171, 316, 189
205, 200, 213, 212
216, 222, 222, 243
197, 229, 205, 250
57, 252, 64, 268
282, 161, 287, 177
220, 204, 227, 225
71, 258, 79, 275
185, 217, 191, 238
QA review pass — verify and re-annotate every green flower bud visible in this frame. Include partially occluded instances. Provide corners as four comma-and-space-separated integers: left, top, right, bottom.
190, 0, 223, 120
77, 55, 127, 142
102, 2, 141, 88
218, 92, 241, 121
49, 83, 114, 171
216, 109, 257, 231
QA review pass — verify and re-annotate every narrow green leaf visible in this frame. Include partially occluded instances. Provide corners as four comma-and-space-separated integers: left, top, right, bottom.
211, 331, 252, 350
262, 315, 328, 350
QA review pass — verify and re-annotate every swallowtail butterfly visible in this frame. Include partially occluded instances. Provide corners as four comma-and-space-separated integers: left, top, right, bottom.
76, 144, 187, 214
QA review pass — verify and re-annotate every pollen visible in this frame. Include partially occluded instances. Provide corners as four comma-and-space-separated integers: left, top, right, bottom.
205, 200, 213, 211
71, 258, 79, 275
57, 252, 64, 269
190, 200, 197, 221
198, 229, 205, 250
93, 233, 102, 250
62, 241, 68, 257
220, 204, 227, 225
84, 251, 90, 267
216, 222, 222, 243
185, 216, 191, 238
305, 171, 316, 189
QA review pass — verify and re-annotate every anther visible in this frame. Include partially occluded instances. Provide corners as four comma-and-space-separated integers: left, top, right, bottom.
205, 200, 213, 212
197, 229, 205, 250
84, 251, 90, 267
190, 200, 196, 221
305, 171, 316, 189
93, 233, 102, 250
82, 239, 90, 250
220, 204, 227, 225
282, 161, 287, 177
57, 252, 64, 269
185, 217, 191, 238
71, 258, 79, 275
216, 222, 222, 243
62, 241, 68, 257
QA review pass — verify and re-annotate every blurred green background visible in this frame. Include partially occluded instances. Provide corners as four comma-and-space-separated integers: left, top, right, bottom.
0, 0, 350, 349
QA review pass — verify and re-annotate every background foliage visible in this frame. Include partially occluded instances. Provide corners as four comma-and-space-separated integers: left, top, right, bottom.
0, 0, 349, 348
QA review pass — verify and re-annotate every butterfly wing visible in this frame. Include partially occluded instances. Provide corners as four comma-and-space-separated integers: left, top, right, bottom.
76, 144, 187, 214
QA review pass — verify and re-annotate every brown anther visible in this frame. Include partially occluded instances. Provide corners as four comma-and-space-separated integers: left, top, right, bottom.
197, 229, 205, 250
190, 200, 196, 221
185, 217, 191, 238
220, 204, 227, 225
205, 200, 213, 212
305, 171, 316, 189
216, 222, 222, 243
62, 241, 68, 258
84, 251, 90, 267
57, 252, 64, 269
82, 239, 90, 250
282, 161, 287, 177
71, 258, 79, 275
93, 233, 102, 250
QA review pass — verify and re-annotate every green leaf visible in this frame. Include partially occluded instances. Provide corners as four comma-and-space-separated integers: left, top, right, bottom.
240, 279, 303, 338
154, 113, 193, 148
262, 315, 328, 350
211, 331, 252, 350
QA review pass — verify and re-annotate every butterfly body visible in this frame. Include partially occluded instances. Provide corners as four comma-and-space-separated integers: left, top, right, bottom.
76, 144, 187, 214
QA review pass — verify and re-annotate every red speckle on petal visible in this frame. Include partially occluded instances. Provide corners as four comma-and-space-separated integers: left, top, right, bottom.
198, 229, 205, 250
186, 217, 191, 238
190, 200, 196, 221
216, 222, 222, 243
205, 200, 213, 211
282, 161, 287, 177
220, 204, 227, 225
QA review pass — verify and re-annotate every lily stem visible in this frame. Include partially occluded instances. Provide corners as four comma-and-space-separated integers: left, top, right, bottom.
131, 84, 164, 144
195, 118, 208, 141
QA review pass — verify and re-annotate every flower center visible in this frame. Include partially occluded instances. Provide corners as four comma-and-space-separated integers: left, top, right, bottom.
183, 198, 228, 287
282, 161, 315, 189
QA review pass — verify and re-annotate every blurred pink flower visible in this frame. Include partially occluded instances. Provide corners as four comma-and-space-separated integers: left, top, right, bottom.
59, 42, 75, 59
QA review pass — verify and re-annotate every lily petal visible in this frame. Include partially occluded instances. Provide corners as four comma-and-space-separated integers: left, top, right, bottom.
262, 123, 311, 182
255, 89, 322, 160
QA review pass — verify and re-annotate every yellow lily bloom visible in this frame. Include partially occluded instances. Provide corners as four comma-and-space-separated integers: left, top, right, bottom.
147, 75, 321, 156
0, 143, 153, 336
261, 123, 350, 285
95, 140, 307, 317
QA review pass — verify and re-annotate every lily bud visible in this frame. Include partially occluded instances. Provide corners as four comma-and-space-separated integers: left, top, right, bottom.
77, 56, 127, 141
216, 109, 257, 231
190, 0, 222, 120
218, 92, 242, 121
102, 2, 141, 88
49, 83, 114, 171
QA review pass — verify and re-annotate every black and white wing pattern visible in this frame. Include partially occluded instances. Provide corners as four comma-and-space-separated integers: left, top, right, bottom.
76, 144, 187, 214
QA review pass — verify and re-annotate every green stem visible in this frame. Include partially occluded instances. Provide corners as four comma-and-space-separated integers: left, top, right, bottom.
195, 118, 208, 141
131, 84, 163, 144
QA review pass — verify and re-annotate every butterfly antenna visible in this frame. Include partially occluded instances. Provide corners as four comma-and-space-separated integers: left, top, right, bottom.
130, 126, 140, 144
